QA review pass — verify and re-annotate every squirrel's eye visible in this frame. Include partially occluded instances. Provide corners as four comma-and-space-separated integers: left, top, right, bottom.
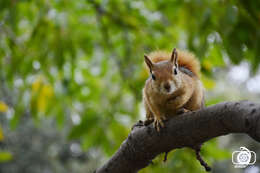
173, 68, 178, 75
151, 74, 156, 80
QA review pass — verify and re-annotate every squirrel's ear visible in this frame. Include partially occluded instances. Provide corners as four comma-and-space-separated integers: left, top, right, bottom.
170, 48, 178, 68
144, 55, 153, 72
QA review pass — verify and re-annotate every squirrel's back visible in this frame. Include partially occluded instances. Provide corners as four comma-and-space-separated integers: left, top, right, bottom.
147, 50, 200, 77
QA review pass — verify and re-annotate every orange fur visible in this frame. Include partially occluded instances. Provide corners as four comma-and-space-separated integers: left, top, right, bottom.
147, 50, 201, 77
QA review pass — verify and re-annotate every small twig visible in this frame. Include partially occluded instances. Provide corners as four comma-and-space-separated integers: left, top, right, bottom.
193, 144, 211, 172
163, 151, 169, 162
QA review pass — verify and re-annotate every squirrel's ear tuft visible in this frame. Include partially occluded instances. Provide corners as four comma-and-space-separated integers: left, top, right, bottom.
144, 55, 153, 72
170, 48, 178, 68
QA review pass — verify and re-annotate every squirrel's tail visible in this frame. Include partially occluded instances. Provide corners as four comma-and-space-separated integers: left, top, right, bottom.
147, 50, 201, 77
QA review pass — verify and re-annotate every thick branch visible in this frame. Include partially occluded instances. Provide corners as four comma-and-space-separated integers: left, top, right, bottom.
96, 101, 260, 173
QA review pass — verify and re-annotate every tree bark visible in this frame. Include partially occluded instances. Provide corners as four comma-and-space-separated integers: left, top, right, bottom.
96, 101, 260, 173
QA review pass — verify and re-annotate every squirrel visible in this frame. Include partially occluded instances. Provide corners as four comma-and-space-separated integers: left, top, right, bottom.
143, 48, 205, 131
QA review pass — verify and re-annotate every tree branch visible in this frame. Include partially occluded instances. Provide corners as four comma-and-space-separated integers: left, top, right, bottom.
96, 101, 260, 173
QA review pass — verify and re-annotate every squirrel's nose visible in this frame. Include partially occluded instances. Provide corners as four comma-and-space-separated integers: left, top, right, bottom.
164, 83, 171, 92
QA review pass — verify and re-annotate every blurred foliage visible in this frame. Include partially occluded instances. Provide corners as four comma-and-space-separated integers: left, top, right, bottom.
0, 126, 4, 141
0, 101, 8, 113
0, 151, 13, 163
0, 0, 259, 172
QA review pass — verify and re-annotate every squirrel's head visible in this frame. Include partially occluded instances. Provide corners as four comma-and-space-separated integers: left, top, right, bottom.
144, 48, 182, 95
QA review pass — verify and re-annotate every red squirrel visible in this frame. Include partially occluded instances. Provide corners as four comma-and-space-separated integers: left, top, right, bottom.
143, 48, 205, 131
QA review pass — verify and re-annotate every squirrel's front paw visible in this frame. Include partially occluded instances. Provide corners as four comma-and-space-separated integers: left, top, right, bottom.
153, 116, 166, 132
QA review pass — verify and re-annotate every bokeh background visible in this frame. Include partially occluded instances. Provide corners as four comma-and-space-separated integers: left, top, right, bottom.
0, 0, 260, 173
